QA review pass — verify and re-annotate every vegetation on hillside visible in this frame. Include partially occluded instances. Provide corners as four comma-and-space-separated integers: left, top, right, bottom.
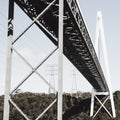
0, 91, 120, 120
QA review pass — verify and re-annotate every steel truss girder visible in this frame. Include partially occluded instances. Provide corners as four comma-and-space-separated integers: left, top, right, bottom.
65, 0, 108, 91
14, 0, 109, 92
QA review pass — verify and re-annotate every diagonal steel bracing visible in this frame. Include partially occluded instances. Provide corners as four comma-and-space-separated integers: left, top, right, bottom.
4, 0, 60, 120
11, 47, 58, 94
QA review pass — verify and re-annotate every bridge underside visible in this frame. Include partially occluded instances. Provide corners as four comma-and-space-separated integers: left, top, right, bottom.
14, 0, 108, 92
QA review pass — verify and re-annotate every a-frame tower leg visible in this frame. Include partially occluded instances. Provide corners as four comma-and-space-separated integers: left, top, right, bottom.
3, 0, 14, 120
57, 0, 64, 120
3, 0, 64, 120
90, 11, 116, 118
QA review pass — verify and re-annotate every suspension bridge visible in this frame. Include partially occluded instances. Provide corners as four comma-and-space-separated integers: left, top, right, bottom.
3, 0, 116, 120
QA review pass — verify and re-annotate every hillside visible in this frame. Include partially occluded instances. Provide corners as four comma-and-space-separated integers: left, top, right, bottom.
0, 91, 120, 120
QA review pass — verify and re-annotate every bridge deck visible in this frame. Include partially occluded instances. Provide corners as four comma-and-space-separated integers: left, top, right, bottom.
14, 0, 108, 92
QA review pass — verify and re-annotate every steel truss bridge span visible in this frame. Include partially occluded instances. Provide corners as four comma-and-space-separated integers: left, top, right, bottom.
14, 0, 108, 92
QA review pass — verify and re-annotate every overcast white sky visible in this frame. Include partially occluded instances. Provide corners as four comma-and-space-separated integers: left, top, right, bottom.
0, 0, 120, 95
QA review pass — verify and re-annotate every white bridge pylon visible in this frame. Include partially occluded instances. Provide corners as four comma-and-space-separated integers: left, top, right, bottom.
90, 11, 116, 118
3, 0, 64, 120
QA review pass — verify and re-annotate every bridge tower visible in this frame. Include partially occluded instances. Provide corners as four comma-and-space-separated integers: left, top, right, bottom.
90, 11, 116, 118
3, 0, 63, 120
